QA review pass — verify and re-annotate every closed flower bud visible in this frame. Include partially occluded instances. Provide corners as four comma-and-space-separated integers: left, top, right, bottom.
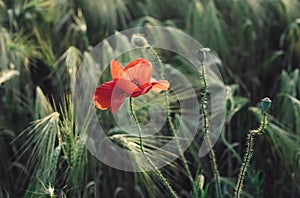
131, 34, 149, 47
261, 97, 272, 112
196, 48, 211, 63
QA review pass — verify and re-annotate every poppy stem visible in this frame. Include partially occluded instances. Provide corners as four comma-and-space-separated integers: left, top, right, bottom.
234, 112, 268, 198
200, 61, 222, 198
148, 46, 194, 184
129, 97, 178, 198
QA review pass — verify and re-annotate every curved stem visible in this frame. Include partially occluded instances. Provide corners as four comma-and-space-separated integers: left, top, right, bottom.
129, 98, 178, 198
234, 113, 267, 198
200, 62, 222, 198
148, 46, 194, 183
221, 127, 242, 164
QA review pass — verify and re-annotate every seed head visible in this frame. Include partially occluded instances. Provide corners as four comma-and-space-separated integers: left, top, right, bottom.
261, 97, 272, 112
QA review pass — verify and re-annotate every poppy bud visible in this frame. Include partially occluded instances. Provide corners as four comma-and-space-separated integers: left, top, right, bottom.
261, 97, 272, 112
196, 48, 211, 63
131, 34, 149, 48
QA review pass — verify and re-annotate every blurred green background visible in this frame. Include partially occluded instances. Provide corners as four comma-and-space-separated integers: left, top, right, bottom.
0, 0, 299, 197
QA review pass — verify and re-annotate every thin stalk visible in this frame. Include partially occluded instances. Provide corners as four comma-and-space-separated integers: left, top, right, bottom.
148, 46, 194, 184
200, 62, 222, 198
221, 125, 242, 166
234, 113, 268, 198
129, 98, 178, 198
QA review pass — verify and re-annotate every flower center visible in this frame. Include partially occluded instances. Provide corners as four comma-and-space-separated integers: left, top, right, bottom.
131, 78, 141, 87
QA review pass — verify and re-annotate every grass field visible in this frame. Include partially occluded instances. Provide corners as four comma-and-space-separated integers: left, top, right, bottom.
0, 0, 300, 197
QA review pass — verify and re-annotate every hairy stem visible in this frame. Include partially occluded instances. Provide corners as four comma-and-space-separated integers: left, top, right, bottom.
129, 98, 178, 198
148, 46, 194, 184
200, 62, 222, 198
234, 113, 268, 198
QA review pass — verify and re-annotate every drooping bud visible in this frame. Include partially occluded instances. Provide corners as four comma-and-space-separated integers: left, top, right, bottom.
131, 34, 149, 48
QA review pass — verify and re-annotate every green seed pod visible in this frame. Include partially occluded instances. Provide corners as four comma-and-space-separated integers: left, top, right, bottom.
196, 48, 211, 63
131, 34, 149, 47
261, 97, 272, 112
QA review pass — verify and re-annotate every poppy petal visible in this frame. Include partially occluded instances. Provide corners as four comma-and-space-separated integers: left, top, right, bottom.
151, 80, 170, 92
123, 62, 152, 87
93, 81, 116, 110
114, 78, 138, 97
110, 59, 124, 80
124, 58, 150, 71
110, 93, 126, 114
110, 79, 136, 113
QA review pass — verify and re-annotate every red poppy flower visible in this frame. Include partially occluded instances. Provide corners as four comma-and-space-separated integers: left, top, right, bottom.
93, 58, 170, 113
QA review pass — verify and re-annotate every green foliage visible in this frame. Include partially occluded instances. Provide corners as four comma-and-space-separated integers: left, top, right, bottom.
0, 0, 299, 197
